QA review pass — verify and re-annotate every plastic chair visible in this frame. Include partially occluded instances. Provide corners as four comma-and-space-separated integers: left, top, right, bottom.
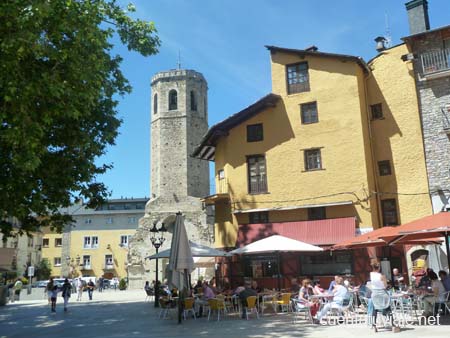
183, 297, 196, 320
291, 299, 312, 323
145, 288, 154, 302
434, 291, 450, 316
207, 298, 226, 321
158, 297, 172, 319
216, 294, 234, 313
277, 293, 292, 313
340, 292, 355, 315
245, 296, 259, 320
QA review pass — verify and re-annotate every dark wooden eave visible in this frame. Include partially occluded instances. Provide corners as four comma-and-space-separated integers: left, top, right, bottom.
402, 24, 450, 41
265, 45, 370, 74
192, 93, 280, 161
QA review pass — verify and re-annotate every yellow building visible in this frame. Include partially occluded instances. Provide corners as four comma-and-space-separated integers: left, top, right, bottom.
41, 198, 147, 280
193, 44, 431, 285
41, 229, 63, 277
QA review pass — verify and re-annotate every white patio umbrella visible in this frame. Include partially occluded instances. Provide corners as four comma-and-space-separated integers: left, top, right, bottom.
167, 213, 194, 323
146, 241, 230, 259
229, 235, 323, 290
229, 235, 323, 254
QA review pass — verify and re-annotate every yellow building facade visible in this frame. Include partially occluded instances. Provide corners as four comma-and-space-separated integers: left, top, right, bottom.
41, 230, 63, 277
41, 198, 146, 280
194, 44, 431, 250
69, 229, 136, 280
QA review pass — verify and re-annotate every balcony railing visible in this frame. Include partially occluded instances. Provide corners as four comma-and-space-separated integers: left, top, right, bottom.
216, 178, 229, 194
104, 264, 114, 270
421, 48, 450, 75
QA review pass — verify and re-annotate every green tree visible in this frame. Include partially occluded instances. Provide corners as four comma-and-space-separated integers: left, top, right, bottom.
119, 278, 127, 290
0, 1, 160, 237
35, 259, 52, 280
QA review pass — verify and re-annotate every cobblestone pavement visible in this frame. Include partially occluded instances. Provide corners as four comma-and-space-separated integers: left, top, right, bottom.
1, 289, 449, 338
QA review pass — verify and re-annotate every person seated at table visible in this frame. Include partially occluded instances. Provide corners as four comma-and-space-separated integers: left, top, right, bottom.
238, 280, 257, 319
314, 276, 347, 323
313, 280, 324, 295
422, 271, 446, 317
392, 268, 405, 290
193, 279, 203, 294
234, 282, 245, 296
290, 278, 300, 293
418, 268, 434, 289
196, 281, 216, 317
221, 282, 232, 295
438, 270, 450, 292
328, 275, 339, 293
210, 277, 218, 293
251, 280, 262, 293
296, 278, 320, 317
144, 281, 151, 292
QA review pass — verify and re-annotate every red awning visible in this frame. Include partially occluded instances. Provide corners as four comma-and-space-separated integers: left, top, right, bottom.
332, 226, 443, 250
237, 217, 356, 247
379, 212, 450, 243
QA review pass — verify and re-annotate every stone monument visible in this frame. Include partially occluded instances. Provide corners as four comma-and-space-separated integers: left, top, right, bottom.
128, 69, 213, 289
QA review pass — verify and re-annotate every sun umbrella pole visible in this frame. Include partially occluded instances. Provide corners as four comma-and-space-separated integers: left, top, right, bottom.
277, 252, 281, 291
445, 231, 450, 270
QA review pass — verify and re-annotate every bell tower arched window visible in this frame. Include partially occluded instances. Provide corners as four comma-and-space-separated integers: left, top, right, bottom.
190, 91, 197, 111
169, 90, 177, 110
153, 94, 158, 114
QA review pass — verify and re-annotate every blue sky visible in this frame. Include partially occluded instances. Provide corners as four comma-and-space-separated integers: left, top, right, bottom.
98, 0, 450, 199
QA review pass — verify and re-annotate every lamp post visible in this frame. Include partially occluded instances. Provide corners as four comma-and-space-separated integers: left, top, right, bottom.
150, 220, 167, 308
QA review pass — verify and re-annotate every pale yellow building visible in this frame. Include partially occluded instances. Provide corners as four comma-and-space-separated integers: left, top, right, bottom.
193, 44, 431, 285
41, 198, 147, 280
0, 223, 42, 278
41, 230, 63, 277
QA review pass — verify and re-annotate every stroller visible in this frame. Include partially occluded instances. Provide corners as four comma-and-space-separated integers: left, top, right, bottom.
370, 289, 400, 333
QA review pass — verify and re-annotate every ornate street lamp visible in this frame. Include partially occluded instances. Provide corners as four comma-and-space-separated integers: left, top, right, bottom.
150, 220, 167, 308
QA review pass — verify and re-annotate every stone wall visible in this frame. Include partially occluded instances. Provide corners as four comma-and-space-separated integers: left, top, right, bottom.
409, 30, 450, 210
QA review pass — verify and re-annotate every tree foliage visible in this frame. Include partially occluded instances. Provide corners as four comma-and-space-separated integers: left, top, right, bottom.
0, 0, 160, 237
35, 259, 52, 280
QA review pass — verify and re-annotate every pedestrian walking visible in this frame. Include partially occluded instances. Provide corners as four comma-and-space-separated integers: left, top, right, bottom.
12, 279, 23, 302
50, 285, 58, 312
61, 278, 72, 312
112, 277, 119, 291
76, 278, 84, 301
46, 278, 54, 305
99, 277, 104, 293
87, 279, 95, 300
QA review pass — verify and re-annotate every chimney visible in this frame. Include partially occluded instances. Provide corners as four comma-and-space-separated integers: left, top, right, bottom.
405, 0, 430, 35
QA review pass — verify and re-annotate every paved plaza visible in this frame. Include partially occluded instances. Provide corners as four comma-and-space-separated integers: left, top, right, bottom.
1, 289, 449, 338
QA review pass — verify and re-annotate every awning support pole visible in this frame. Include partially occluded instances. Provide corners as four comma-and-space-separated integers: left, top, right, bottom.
277, 252, 281, 291
445, 231, 450, 270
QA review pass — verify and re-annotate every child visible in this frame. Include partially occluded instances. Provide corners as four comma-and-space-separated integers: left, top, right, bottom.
51, 285, 58, 312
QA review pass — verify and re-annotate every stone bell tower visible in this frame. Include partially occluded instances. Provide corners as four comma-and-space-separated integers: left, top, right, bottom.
128, 69, 213, 289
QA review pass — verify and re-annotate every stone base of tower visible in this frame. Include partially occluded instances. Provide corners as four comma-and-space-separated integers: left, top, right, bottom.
127, 196, 214, 290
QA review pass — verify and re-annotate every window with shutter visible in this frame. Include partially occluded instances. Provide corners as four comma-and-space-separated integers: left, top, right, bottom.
247, 155, 268, 194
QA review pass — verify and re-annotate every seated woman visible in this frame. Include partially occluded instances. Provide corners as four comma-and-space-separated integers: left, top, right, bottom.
295, 278, 320, 317
422, 271, 446, 317
251, 280, 262, 293
313, 280, 324, 295
314, 276, 347, 323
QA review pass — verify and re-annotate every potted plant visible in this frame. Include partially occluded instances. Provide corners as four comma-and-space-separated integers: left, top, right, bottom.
118, 278, 127, 290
